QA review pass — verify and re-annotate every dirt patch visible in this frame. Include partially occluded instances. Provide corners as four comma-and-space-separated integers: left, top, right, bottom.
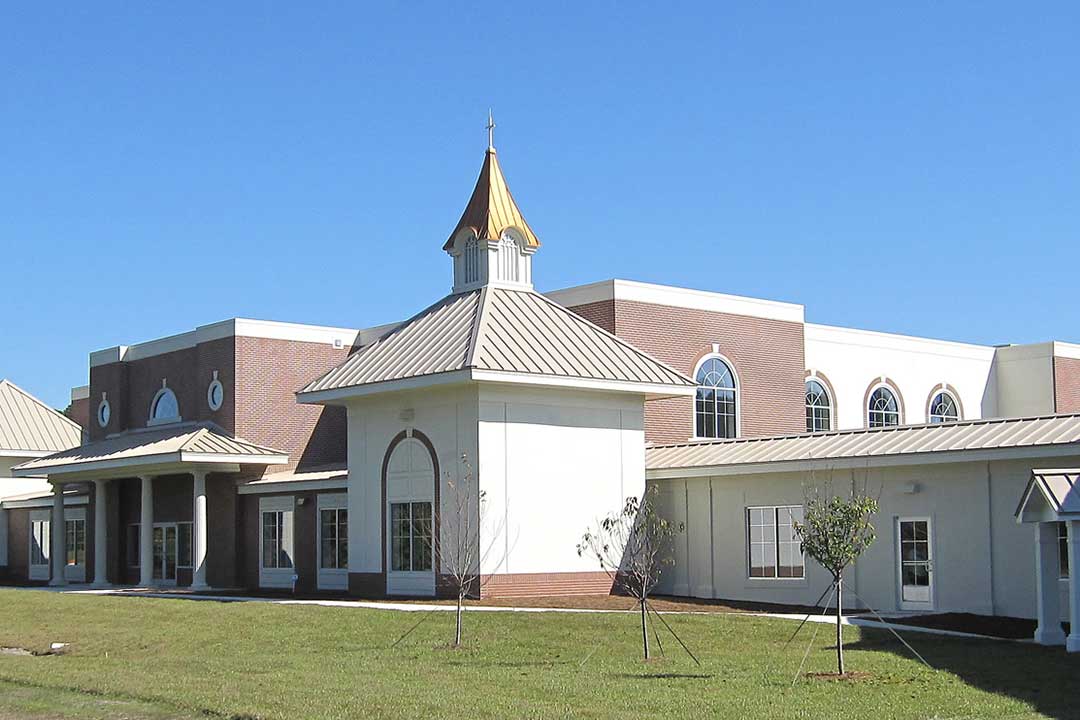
886, 613, 1039, 640
805, 671, 873, 682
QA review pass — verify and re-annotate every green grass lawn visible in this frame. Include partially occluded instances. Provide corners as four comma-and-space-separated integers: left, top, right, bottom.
0, 589, 1075, 720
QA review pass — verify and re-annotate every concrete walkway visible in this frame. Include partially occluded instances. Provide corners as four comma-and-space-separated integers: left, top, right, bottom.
31, 585, 1013, 642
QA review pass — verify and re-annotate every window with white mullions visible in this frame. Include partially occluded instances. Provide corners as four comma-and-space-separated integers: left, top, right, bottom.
30, 518, 50, 567
320, 508, 349, 570
805, 380, 831, 432
898, 518, 933, 606
695, 356, 737, 438
391, 501, 433, 572
868, 387, 900, 428
65, 519, 85, 567
928, 391, 959, 423
747, 506, 805, 579
262, 511, 293, 570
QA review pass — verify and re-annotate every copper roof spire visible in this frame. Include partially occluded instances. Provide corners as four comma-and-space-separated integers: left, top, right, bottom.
443, 115, 540, 251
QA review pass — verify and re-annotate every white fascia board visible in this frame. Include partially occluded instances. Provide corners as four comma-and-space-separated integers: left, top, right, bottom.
89, 318, 400, 368
804, 323, 995, 360
237, 478, 348, 495
296, 370, 474, 405
11, 450, 276, 478
179, 452, 288, 465
646, 443, 1080, 480
545, 279, 804, 324
1054, 342, 1080, 360
469, 369, 697, 399
2, 494, 89, 510
0, 449, 52, 459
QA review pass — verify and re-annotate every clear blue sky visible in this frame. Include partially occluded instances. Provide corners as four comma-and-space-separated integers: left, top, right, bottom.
2, 3, 1077, 409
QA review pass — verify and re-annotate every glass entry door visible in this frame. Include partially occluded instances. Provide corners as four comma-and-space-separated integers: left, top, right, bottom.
898, 518, 933, 609
153, 524, 178, 585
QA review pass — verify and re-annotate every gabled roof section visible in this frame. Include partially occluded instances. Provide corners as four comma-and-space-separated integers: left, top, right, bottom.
12, 423, 287, 477
0, 379, 83, 456
299, 287, 694, 401
443, 148, 540, 251
1016, 469, 1080, 522
647, 413, 1080, 478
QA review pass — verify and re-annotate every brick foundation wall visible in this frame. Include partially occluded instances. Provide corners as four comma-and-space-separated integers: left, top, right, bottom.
480, 571, 614, 598
565, 298, 807, 444
1055, 357, 1080, 413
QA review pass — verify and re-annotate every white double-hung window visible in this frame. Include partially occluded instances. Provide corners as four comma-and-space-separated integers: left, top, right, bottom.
259, 496, 295, 589
318, 493, 348, 591
747, 506, 805, 579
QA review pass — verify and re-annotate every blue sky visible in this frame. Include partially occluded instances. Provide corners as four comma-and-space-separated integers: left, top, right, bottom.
2, 3, 1077, 409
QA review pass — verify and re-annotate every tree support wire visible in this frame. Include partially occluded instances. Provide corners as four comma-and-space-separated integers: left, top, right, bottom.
646, 600, 702, 667
390, 606, 444, 649
792, 585, 837, 686
848, 587, 933, 670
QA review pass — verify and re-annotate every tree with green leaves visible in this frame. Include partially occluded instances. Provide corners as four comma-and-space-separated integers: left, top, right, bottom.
577, 485, 683, 661
793, 488, 879, 675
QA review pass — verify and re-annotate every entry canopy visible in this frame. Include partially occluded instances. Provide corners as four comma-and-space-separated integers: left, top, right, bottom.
12, 423, 287, 479
1016, 469, 1080, 524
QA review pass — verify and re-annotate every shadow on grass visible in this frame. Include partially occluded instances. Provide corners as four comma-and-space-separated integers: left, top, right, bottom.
845, 628, 1080, 720
612, 672, 714, 680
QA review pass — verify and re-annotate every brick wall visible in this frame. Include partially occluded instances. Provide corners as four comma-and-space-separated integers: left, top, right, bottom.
1055, 357, 1080, 413
64, 397, 89, 431
566, 299, 807, 444
234, 336, 350, 470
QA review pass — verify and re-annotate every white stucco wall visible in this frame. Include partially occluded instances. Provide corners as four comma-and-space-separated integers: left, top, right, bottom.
992, 344, 1057, 418
804, 324, 997, 428
344, 385, 480, 581
652, 452, 1080, 618
0, 457, 51, 500
477, 385, 645, 576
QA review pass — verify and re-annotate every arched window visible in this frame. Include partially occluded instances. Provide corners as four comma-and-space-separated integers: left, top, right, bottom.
150, 387, 180, 423
695, 356, 737, 439
868, 387, 900, 428
805, 380, 831, 433
463, 236, 480, 284
928, 391, 959, 423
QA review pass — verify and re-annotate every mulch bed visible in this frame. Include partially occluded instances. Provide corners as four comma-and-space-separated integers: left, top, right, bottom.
885, 612, 1043, 640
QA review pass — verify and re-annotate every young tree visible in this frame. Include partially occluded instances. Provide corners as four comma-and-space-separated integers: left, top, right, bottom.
577, 485, 682, 661
435, 453, 508, 647
793, 488, 879, 675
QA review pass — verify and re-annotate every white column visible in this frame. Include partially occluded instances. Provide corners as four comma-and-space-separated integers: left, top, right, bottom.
1034, 522, 1065, 645
49, 483, 67, 586
92, 479, 110, 587
139, 475, 154, 587
1067, 520, 1080, 652
191, 470, 209, 590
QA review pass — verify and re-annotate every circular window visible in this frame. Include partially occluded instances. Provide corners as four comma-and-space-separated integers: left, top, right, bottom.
97, 399, 111, 428
207, 379, 224, 411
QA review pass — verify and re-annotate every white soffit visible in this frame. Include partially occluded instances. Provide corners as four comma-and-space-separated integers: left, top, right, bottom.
545, 279, 805, 324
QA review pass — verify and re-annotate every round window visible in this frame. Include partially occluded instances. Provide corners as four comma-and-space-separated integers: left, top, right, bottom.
207, 379, 224, 411
97, 399, 111, 428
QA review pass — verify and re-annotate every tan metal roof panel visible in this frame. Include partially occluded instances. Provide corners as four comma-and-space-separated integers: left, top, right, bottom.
647, 413, 1080, 474
0, 380, 83, 455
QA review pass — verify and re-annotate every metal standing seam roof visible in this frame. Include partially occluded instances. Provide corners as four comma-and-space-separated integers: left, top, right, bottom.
12, 423, 288, 475
299, 287, 695, 396
646, 413, 1080, 474
443, 147, 540, 251
0, 379, 83, 455
1015, 469, 1080, 520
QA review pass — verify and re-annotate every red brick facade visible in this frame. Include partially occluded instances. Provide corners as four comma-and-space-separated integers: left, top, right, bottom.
567, 298, 807, 444
1055, 357, 1080, 413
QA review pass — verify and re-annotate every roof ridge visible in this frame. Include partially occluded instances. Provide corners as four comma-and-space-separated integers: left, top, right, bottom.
647, 411, 1080, 451
466, 286, 491, 366
524, 289, 694, 385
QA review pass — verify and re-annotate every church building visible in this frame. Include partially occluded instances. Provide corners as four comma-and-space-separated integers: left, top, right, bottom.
4, 127, 1080, 649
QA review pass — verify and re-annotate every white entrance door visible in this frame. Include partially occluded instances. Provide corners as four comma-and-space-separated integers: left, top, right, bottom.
386, 437, 435, 597
152, 523, 178, 586
897, 517, 934, 610
63, 508, 87, 583
317, 493, 348, 591
259, 496, 296, 589
28, 510, 50, 581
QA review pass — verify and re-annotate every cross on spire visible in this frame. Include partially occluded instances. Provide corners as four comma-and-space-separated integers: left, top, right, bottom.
486, 109, 495, 150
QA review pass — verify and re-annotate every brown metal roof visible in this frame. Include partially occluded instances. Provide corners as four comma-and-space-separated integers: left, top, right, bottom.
443, 148, 540, 251
299, 287, 694, 397
0, 380, 83, 455
646, 413, 1080, 476
13, 424, 287, 476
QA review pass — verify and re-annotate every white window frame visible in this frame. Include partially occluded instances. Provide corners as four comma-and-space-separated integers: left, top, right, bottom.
746, 505, 805, 581
317, 493, 348, 591
896, 516, 934, 610
385, 437, 436, 596
927, 389, 960, 423
692, 351, 741, 440
29, 509, 50, 581
804, 376, 833, 433
259, 496, 295, 589
867, 383, 902, 428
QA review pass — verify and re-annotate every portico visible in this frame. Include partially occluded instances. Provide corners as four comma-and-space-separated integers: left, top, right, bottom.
13, 424, 287, 589
1015, 469, 1080, 650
